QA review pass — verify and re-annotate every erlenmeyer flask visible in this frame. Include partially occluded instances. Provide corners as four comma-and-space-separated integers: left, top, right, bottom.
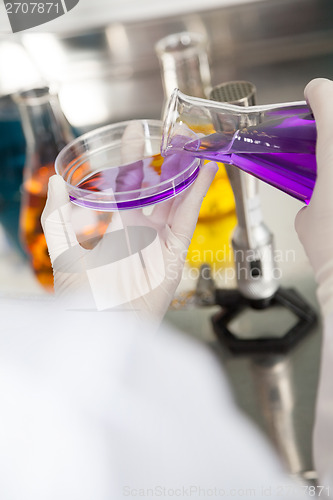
14, 86, 74, 291
161, 89, 316, 204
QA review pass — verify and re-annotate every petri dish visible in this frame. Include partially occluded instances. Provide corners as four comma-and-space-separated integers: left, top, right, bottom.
55, 119, 200, 211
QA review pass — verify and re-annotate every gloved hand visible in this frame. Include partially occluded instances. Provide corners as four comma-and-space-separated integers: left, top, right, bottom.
295, 78, 333, 317
41, 122, 218, 324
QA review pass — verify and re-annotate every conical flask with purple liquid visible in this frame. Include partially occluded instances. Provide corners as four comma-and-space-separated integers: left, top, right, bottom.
161, 89, 317, 204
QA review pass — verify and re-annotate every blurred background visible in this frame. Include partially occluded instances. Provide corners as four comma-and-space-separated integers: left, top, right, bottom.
1, 0, 332, 130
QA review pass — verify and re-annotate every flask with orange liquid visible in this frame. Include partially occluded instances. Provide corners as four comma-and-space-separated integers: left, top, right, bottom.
14, 87, 74, 291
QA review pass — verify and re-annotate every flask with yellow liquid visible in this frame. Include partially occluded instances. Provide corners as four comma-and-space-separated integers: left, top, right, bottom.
155, 31, 236, 278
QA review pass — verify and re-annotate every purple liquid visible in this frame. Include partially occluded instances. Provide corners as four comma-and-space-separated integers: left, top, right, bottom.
70, 152, 199, 211
181, 106, 317, 203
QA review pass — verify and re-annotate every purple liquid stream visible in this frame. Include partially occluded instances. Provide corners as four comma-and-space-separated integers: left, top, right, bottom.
180, 106, 317, 204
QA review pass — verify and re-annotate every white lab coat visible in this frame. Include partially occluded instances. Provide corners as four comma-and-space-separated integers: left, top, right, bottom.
0, 297, 323, 499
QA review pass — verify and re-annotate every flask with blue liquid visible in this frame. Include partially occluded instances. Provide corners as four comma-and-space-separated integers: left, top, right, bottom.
0, 95, 26, 251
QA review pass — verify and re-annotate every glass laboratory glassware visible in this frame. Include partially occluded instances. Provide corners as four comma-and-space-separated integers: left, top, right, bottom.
155, 32, 236, 270
155, 31, 212, 101
161, 89, 316, 204
14, 86, 74, 291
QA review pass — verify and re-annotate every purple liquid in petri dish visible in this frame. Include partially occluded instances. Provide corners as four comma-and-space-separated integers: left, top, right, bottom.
70, 152, 200, 211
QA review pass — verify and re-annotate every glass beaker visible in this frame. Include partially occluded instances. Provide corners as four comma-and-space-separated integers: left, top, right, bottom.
161, 89, 316, 204
155, 32, 236, 270
55, 119, 201, 309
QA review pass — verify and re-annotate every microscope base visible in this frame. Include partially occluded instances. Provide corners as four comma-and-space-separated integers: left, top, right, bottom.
212, 287, 317, 354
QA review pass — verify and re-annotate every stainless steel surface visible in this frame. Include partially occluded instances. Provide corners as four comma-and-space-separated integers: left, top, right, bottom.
165, 281, 321, 479
155, 31, 212, 100
251, 355, 306, 475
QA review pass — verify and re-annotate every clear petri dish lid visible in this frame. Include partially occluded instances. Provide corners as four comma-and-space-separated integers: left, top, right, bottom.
55, 119, 200, 211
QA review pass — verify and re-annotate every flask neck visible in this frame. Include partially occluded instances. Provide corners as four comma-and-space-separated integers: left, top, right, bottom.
161, 89, 253, 156
15, 87, 73, 169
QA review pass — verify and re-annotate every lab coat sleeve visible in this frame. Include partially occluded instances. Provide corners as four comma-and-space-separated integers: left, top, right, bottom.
313, 311, 333, 489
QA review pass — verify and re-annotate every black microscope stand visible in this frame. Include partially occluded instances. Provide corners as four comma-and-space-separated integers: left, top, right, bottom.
212, 287, 317, 354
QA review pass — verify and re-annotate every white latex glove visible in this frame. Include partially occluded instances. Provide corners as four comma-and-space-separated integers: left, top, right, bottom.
295, 78, 333, 489
41, 123, 218, 323
295, 78, 333, 317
